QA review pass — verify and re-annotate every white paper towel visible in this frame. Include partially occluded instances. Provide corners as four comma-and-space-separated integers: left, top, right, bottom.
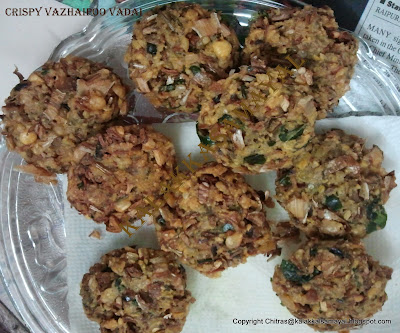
65, 117, 400, 333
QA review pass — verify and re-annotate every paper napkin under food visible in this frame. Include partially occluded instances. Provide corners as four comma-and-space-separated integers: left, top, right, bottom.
64, 117, 400, 333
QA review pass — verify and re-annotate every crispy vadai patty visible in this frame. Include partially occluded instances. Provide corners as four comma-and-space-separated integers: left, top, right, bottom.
272, 240, 392, 332
243, 5, 358, 118
276, 129, 396, 239
80, 247, 195, 333
1, 56, 128, 173
67, 125, 176, 233
197, 66, 317, 173
155, 162, 277, 278
125, 2, 240, 113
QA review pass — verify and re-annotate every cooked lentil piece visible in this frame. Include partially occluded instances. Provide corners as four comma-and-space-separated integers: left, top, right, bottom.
243, 5, 358, 118
1, 56, 128, 173
125, 2, 240, 113
276, 130, 396, 238
155, 162, 277, 278
197, 66, 317, 173
80, 247, 194, 333
272, 240, 392, 331
67, 125, 176, 233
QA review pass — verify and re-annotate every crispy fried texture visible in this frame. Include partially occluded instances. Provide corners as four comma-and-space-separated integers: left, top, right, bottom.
155, 162, 277, 277
125, 2, 240, 113
1, 56, 128, 173
276, 129, 396, 239
67, 125, 176, 233
243, 5, 358, 118
80, 247, 195, 333
272, 240, 392, 331
197, 66, 317, 173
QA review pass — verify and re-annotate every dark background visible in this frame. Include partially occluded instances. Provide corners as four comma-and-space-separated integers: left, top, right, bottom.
303, 0, 369, 31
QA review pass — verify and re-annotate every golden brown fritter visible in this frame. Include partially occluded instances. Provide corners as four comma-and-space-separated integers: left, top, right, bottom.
125, 2, 240, 113
197, 66, 317, 173
155, 162, 277, 278
243, 5, 358, 118
67, 125, 176, 233
1, 56, 128, 173
272, 240, 392, 331
276, 129, 396, 239
80, 247, 195, 333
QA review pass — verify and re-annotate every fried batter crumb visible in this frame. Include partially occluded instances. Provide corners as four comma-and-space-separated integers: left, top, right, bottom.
272, 240, 392, 332
197, 66, 317, 173
276, 129, 396, 239
67, 125, 176, 233
80, 247, 194, 333
89, 230, 102, 240
243, 5, 358, 118
125, 2, 240, 113
2, 56, 129, 174
155, 162, 277, 277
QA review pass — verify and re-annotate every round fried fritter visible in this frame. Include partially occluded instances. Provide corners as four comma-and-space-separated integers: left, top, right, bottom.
243, 5, 358, 118
197, 66, 317, 173
1, 56, 128, 173
272, 240, 392, 331
154, 162, 277, 278
124, 2, 240, 113
67, 125, 176, 233
80, 247, 195, 333
276, 129, 396, 239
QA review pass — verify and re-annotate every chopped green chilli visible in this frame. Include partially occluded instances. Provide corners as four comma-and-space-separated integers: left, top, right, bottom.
279, 175, 291, 186
240, 84, 248, 99
13, 82, 29, 91
197, 258, 214, 264
146, 42, 157, 55
196, 123, 214, 146
244, 154, 266, 165
366, 201, 387, 233
280, 259, 320, 284
310, 247, 318, 256
175, 78, 186, 85
160, 84, 175, 92
213, 94, 221, 104
218, 114, 244, 129
325, 195, 342, 211
190, 65, 201, 75
279, 125, 305, 142
329, 247, 344, 258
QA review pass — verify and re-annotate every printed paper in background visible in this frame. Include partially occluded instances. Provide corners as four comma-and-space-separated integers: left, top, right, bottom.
355, 0, 400, 80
